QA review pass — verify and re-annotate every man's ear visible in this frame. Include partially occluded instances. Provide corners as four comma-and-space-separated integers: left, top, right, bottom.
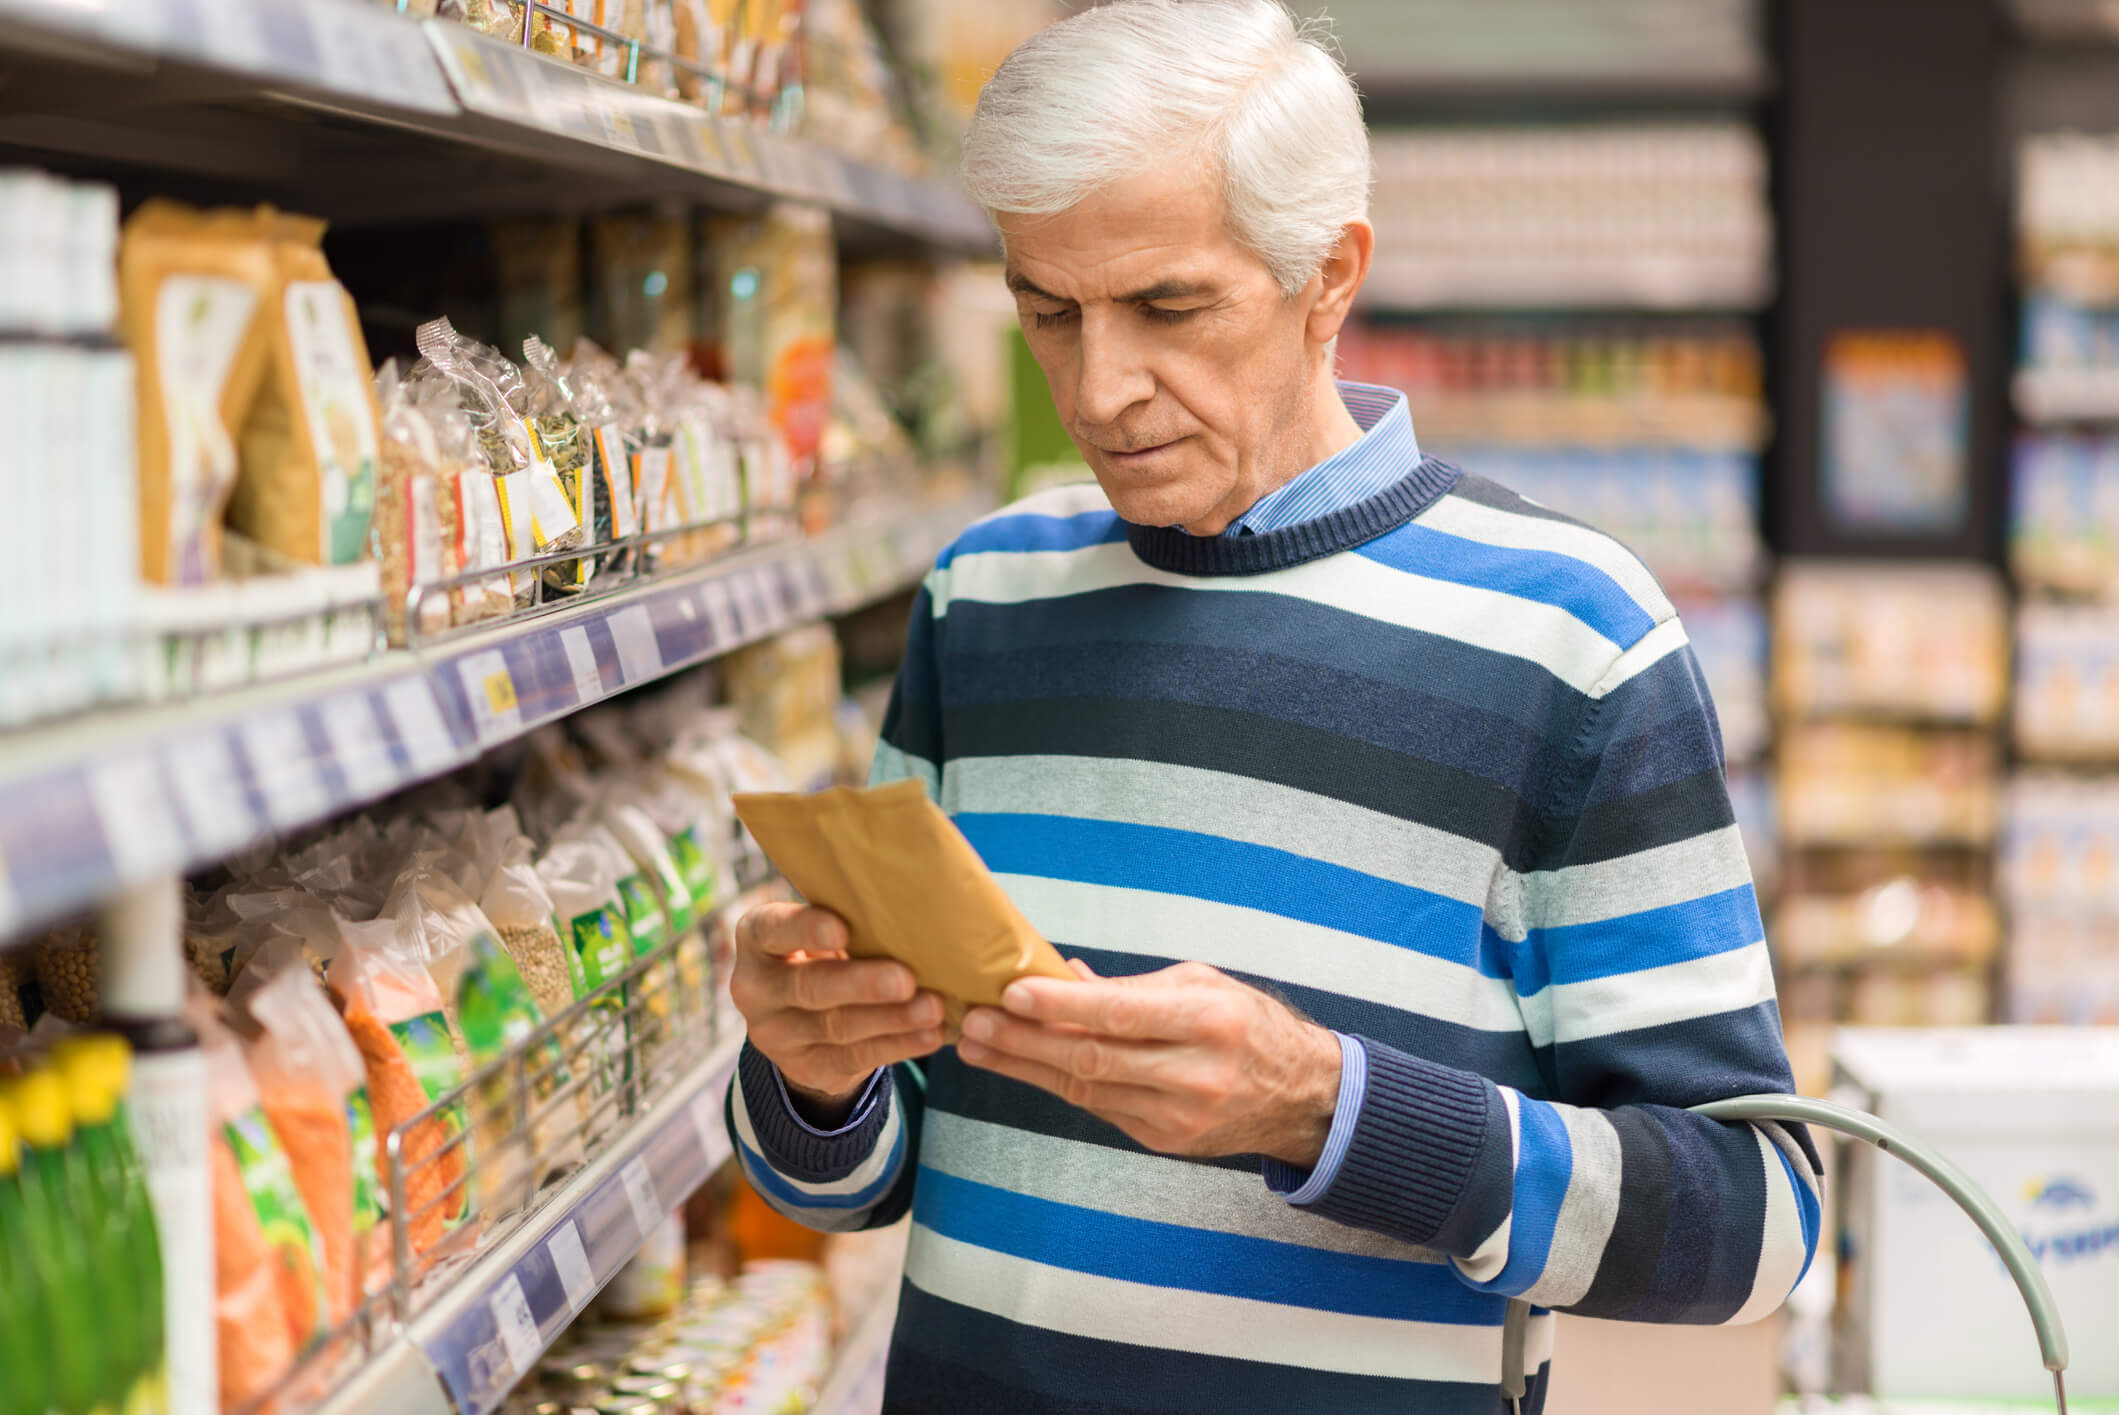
1306, 219, 1373, 349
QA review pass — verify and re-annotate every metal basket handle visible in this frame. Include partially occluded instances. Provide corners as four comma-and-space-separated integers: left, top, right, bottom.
1690, 1093, 2071, 1414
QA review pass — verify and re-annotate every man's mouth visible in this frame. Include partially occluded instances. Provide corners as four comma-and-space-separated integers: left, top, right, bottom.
1099, 439, 1180, 465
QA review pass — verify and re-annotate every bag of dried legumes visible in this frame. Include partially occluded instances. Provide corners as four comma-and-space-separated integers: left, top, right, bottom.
473, 806, 584, 1021
536, 826, 637, 1131
402, 360, 512, 626
327, 916, 472, 1264
388, 860, 575, 1210
197, 993, 327, 1413
229, 955, 383, 1332
522, 335, 609, 593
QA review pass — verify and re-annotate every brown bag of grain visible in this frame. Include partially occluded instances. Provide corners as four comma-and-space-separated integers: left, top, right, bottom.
228, 212, 383, 571
731, 779, 1077, 1031
118, 200, 275, 585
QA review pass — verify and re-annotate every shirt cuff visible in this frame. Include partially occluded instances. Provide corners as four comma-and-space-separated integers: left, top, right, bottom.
735, 1040, 893, 1181
771, 1060, 890, 1138
1261, 1034, 1505, 1251
1263, 1031, 1366, 1204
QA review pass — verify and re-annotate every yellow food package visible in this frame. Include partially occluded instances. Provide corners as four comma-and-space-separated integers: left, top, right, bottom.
118, 200, 275, 585
730, 779, 1075, 1029
228, 211, 383, 568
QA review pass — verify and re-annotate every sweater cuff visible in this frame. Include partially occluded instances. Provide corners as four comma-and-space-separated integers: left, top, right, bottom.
1267, 1035, 1501, 1249
735, 1040, 892, 1183
1262, 1031, 1366, 1203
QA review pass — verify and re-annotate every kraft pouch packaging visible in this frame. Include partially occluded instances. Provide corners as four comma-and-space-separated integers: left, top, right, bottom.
731, 778, 1075, 1029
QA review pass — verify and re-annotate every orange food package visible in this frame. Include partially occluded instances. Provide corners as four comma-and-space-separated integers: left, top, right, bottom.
328, 917, 474, 1265
197, 996, 328, 1414
231, 950, 382, 1327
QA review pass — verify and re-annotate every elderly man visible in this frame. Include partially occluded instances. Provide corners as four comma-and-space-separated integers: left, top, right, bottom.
724, 2, 1821, 1410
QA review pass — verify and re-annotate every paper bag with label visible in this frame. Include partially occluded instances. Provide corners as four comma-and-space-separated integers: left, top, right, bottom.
731, 779, 1074, 1026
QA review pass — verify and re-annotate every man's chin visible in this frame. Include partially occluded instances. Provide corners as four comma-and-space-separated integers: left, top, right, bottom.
1089, 465, 1226, 533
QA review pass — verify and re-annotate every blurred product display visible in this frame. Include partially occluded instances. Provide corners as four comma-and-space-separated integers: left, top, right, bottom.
1363, 124, 1773, 311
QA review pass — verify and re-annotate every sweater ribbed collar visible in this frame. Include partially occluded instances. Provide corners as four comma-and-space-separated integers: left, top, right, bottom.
1124, 456, 1461, 577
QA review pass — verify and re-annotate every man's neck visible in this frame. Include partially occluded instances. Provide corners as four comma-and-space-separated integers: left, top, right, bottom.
1179, 371, 1363, 537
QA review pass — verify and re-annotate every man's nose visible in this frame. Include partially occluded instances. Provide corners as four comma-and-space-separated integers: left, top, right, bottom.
1074, 315, 1155, 429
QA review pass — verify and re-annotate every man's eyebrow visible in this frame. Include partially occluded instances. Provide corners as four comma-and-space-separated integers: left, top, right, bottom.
1005, 272, 1066, 301
1003, 274, 1218, 304
1116, 279, 1217, 303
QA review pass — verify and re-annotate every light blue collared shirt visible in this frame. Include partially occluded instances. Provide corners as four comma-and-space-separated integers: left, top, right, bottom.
1222, 381, 1421, 537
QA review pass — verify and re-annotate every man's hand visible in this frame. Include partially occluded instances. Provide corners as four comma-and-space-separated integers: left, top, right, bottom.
956, 960, 1342, 1168
729, 901, 946, 1125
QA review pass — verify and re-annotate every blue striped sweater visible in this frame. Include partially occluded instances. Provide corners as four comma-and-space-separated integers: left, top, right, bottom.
727, 429, 1822, 1414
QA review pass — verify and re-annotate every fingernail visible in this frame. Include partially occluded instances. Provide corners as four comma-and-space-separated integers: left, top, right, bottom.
1001, 983, 1031, 1013
961, 1010, 994, 1042
958, 1038, 987, 1063
917, 996, 944, 1025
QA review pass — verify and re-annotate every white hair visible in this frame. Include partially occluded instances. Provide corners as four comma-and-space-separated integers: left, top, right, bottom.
961, 0, 1371, 297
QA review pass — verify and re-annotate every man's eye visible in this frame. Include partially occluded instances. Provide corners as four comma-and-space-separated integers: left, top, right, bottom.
1141, 305, 1194, 325
1032, 308, 1076, 329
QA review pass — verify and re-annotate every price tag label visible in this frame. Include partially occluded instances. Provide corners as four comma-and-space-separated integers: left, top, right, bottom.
163, 732, 259, 859
717, 122, 758, 177
547, 1221, 597, 1315
458, 650, 524, 746
607, 604, 664, 684
697, 580, 739, 647
242, 711, 330, 831
87, 754, 184, 879
689, 1091, 726, 1168
731, 571, 774, 636
383, 676, 458, 777
489, 1272, 540, 1378
254, 3, 320, 72
665, 111, 708, 168
197, 0, 269, 71
619, 1156, 662, 1237
319, 693, 397, 803
559, 626, 604, 706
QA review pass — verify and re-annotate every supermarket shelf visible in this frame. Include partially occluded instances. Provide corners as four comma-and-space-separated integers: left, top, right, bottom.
0, 0, 991, 248
813, 1285, 901, 1415
317, 1034, 743, 1415
2013, 366, 2119, 424
0, 494, 986, 948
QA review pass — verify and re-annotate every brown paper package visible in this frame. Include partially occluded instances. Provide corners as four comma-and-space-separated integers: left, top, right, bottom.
731, 779, 1075, 1027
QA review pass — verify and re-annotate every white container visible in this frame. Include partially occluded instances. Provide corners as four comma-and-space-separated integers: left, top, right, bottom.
1832, 1026, 2119, 1401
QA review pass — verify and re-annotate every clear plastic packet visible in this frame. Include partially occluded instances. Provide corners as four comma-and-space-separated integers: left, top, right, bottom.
197, 993, 326, 1413
474, 805, 584, 1022
373, 360, 454, 645
623, 767, 730, 922
536, 825, 640, 1131
229, 955, 382, 1334
622, 349, 690, 563
564, 339, 647, 573
402, 360, 512, 625
327, 915, 473, 1264
599, 791, 699, 939
223, 888, 341, 987
415, 317, 581, 603
523, 335, 607, 592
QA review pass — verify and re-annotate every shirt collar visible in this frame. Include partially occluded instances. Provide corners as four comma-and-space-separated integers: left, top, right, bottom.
1222, 382, 1421, 538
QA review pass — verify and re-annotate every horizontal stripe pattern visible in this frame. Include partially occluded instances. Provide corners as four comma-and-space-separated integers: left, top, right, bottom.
734, 448, 1820, 1414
